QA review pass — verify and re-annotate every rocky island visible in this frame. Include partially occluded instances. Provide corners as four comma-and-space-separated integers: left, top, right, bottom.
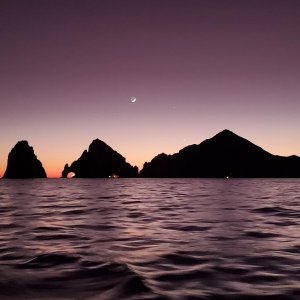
3, 141, 47, 178
140, 129, 300, 178
61, 139, 138, 178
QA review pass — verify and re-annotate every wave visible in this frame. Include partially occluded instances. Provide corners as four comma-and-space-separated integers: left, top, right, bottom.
0, 179, 300, 299
3, 253, 164, 299
20, 253, 80, 268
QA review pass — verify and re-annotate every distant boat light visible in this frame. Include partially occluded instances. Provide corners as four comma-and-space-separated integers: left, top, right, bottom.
109, 174, 119, 178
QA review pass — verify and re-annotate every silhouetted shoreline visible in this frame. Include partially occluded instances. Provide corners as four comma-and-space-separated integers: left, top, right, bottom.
2, 130, 300, 178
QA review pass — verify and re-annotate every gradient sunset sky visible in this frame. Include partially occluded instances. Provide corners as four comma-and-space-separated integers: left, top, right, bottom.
1, 0, 300, 178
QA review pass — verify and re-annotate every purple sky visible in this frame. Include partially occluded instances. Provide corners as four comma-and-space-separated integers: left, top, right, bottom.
1, 0, 300, 177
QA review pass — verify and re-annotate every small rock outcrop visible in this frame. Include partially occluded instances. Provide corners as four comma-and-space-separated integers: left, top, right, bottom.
62, 139, 138, 178
3, 141, 47, 178
140, 129, 300, 178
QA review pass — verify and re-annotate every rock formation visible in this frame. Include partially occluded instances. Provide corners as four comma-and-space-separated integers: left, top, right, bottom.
3, 141, 47, 178
140, 129, 300, 178
62, 139, 138, 178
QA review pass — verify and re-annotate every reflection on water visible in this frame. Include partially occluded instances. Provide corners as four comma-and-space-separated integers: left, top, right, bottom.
0, 179, 300, 299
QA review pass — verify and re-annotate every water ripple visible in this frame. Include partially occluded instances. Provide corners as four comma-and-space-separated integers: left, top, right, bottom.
0, 178, 299, 299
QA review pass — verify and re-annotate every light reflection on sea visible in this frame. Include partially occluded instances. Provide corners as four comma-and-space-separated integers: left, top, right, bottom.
0, 178, 299, 299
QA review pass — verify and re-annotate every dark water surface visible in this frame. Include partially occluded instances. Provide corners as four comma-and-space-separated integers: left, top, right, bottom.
0, 179, 299, 299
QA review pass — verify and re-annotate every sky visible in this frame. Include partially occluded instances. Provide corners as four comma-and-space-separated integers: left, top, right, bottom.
0, 0, 300, 178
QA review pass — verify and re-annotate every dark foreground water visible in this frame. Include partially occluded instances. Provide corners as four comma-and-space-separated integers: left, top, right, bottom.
0, 179, 299, 300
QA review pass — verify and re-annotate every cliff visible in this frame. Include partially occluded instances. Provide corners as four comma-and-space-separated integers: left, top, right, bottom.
62, 139, 138, 178
3, 141, 47, 178
140, 130, 300, 178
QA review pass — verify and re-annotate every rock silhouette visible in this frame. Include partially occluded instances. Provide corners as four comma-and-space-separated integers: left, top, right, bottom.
3, 141, 47, 178
140, 129, 300, 178
62, 139, 138, 178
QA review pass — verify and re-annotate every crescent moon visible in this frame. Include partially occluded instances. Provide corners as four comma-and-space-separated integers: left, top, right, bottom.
130, 97, 137, 103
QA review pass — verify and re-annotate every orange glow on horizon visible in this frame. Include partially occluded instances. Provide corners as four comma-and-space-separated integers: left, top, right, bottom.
0, 132, 300, 179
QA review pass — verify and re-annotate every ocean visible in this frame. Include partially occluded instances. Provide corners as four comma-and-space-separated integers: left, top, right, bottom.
0, 178, 299, 300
